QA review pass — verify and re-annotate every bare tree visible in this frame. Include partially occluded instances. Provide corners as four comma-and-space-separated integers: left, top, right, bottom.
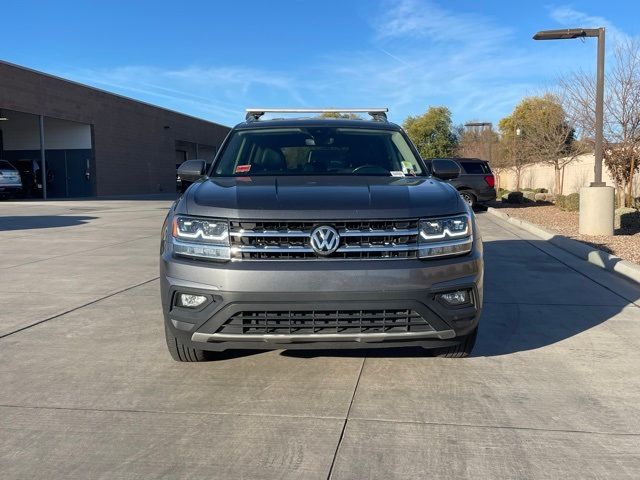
561, 39, 640, 206
457, 123, 499, 162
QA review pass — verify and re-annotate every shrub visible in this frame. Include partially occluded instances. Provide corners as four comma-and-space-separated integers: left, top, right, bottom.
555, 195, 566, 209
506, 191, 524, 204
496, 188, 510, 199
564, 193, 580, 212
534, 188, 548, 194
534, 193, 547, 202
616, 208, 640, 229
522, 191, 537, 202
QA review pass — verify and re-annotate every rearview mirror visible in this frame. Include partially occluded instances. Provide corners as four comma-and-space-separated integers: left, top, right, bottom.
431, 159, 460, 181
177, 159, 206, 183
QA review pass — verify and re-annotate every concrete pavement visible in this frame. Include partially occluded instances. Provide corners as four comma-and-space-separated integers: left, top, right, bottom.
1, 199, 639, 479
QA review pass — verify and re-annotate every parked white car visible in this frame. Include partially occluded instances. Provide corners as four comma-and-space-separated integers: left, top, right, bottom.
0, 160, 23, 198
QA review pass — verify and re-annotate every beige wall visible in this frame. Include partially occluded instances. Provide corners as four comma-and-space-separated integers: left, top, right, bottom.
494, 153, 640, 197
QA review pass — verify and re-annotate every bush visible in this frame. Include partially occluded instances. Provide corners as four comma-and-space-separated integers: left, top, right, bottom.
534, 188, 548, 194
616, 208, 640, 229
555, 195, 566, 209
506, 191, 524, 204
564, 193, 580, 212
496, 188, 510, 199
534, 193, 547, 202
522, 191, 537, 202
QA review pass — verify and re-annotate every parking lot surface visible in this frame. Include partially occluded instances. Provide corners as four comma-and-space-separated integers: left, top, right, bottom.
1, 199, 639, 479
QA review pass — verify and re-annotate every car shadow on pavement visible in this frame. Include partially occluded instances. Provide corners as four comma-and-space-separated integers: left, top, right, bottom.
281, 236, 638, 360
0, 215, 96, 231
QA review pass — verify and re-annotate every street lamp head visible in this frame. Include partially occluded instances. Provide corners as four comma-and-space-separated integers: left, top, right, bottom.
533, 28, 601, 40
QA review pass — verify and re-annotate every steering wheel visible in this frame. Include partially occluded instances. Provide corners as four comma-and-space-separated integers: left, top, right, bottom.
352, 165, 390, 174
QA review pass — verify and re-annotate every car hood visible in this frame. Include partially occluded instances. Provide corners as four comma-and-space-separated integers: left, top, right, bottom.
183, 175, 465, 220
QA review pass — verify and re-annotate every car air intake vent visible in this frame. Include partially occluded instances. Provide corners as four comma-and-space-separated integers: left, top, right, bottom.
229, 219, 420, 260
216, 309, 433, 335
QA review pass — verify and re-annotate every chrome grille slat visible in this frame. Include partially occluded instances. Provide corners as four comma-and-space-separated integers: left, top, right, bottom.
338, 228, 419, 237
229, 219, 420, 260
337, 244, 417, 253
230, 230, 309, 237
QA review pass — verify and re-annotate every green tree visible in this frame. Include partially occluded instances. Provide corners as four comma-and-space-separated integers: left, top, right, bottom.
318, 112, 361, 119
498, 94, 584, 193
403, 106, 458, 158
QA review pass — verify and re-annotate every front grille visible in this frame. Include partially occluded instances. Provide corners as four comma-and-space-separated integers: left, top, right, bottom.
229, 219, 420, 260
216, 309, 433, 335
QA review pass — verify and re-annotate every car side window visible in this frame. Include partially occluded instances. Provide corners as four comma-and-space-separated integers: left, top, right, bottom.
460, 161, 489, 174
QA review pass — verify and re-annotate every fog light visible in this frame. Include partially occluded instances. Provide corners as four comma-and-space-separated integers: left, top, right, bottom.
438, 290, 470, 306
177, 293, 207, 308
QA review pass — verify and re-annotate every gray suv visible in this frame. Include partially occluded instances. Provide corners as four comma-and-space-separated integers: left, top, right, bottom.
160, 109, 483, 361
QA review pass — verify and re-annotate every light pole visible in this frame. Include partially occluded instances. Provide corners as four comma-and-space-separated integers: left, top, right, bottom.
533, 27, 614, 236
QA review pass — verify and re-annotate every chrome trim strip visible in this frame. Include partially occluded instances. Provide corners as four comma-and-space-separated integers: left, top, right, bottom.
231, 244, 419, 254
192, 329, 456, 343
338, 228, 419, 237
231, 245, 313, 253
230, 228, 418, 238
230, 230, 309, 237
336, 244, 418, 253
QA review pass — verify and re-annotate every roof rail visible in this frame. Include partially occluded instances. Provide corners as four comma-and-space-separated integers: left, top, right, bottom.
245, 108, 389, 122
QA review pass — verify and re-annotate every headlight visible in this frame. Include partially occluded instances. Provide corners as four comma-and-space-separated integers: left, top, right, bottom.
418, 214, 472, 259
171, 215, 230, 261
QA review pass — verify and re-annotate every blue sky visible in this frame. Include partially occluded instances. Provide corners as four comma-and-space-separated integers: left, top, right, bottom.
2, 0, 638, 127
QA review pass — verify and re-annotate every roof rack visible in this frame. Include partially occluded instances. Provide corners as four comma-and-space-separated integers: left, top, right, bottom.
245, 108, 388, 122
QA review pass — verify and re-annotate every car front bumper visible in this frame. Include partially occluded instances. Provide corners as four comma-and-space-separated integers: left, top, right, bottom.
160, 244, 483, 351
0, 184, 22, 193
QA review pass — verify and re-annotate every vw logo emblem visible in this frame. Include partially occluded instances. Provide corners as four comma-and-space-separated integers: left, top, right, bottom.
310, 225, 340, 255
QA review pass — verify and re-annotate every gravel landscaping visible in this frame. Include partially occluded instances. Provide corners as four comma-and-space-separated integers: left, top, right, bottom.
488, 202, 640, 264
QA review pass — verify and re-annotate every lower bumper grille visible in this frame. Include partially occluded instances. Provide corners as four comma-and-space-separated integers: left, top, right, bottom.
216, 309, 433, 335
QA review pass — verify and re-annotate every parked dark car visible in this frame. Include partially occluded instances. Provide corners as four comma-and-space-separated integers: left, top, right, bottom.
426, 157, 495, 207
12, 159, 43, 198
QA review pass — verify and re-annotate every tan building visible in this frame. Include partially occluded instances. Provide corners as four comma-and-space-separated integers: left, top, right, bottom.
0, 61, 230, 198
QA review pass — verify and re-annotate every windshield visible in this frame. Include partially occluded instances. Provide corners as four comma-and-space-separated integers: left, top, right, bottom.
212, 127, 424, 176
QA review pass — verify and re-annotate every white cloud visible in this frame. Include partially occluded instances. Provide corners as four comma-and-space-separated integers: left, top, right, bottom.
373, 0, 512, 48
549, 6, 632, 44
51, 2, 633, 128
54, 65, 304, 125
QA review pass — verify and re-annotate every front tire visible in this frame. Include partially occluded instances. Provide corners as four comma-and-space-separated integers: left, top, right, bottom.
165, 323, 210, 362
459, 190, 476, 208
431, 327, 477, 358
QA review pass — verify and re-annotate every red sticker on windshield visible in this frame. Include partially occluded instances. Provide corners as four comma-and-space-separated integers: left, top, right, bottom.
235, 164, 251, 174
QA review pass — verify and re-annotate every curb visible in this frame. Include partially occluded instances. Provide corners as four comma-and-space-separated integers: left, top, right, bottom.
486, 207, 640, 285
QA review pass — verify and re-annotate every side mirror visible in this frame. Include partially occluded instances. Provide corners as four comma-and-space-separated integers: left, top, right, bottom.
431, 159, 460, 181
177, 159, 206, 183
